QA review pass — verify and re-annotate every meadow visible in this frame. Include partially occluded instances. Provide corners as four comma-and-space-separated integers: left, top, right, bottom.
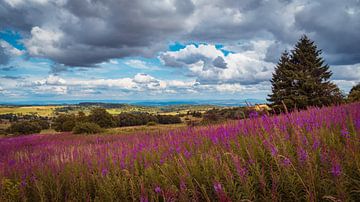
0, 102, 359, 201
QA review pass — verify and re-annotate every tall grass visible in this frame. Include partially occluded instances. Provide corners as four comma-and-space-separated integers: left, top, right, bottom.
1, 103, 360, 201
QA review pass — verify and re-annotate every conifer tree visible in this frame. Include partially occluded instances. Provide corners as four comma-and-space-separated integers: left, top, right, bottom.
268, 35, 343, 112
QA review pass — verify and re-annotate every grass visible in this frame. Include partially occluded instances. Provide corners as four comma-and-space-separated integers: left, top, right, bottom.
0, 106, 61, 117
0, 103, 359, 201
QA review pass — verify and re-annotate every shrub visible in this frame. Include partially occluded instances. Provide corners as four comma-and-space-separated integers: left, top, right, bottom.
88, 108, 116, 128
52, 114, 76, 132
6, 121, 42, 135
72, 122, 102, 134
32, 120, 50, 130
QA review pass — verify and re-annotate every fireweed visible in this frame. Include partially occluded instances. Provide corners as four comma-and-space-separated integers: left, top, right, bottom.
0, 103, 360, 201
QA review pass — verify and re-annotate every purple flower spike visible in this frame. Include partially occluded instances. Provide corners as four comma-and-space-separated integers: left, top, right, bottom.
331, 162, 341, 177
282, 157, 291, 167
101, 168, 109, 176
154, 186, 162, 194
213, 182, 222, 193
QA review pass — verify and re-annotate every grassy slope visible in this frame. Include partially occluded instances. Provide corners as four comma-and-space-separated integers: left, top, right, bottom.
0, 103, 359, 201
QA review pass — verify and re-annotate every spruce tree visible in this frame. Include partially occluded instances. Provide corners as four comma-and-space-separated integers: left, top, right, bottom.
268, 35, 343, 112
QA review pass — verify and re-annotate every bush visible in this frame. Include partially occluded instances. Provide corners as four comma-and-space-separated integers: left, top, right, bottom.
6, 121, 42, 135
72, 122, 102, 134
88, 108, 116, 128
52, 114, 76, 132
32, 120, 50, 130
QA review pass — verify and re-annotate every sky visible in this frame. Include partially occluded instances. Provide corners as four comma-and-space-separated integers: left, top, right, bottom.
0, 0, 359, 102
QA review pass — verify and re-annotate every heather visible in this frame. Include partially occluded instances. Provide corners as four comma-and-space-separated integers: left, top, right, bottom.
1, 103, 360, 201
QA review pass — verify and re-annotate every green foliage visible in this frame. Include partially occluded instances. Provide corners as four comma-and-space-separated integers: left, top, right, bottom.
52, 114, 77, 132
72, 122, 102, 134
268, 35, 343, 112
348, 83, 360, 102
88, 108, 116, 128
6, 121, 42, 135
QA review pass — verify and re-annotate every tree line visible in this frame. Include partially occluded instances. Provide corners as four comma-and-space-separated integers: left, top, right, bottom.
4, 108, 181, 135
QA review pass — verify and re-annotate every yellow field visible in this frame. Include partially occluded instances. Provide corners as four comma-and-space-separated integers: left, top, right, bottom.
0, 106, 61, 116
101, 123, 186, 135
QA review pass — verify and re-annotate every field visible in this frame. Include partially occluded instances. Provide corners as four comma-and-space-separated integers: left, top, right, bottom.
0, 106, 61, 117
0, 104, 217, 117
0, 103, 359, 201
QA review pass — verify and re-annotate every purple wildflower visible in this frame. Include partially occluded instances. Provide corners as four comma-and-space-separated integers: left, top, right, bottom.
282, 157, 291, 167
213, 182, 222, 193
312, 139, 320, 150
154, 186, 162, 194
331, 162, 342, 177
297, 147, 308, 163
140, 196, 149, 202
341, 128, 350, 138
101, 168, 109, 176
183, 150, 191, 159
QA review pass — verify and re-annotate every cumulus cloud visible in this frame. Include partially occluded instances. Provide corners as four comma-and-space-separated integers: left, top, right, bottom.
160, 42, 275, 85
0, 0, 359, 67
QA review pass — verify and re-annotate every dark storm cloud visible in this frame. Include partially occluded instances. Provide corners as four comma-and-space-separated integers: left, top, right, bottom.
0, 46, 10, 65
0, 0, 359, 67
294, 0, 360, 65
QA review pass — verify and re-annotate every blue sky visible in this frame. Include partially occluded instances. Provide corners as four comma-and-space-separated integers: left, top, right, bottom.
0, 0, 359, 102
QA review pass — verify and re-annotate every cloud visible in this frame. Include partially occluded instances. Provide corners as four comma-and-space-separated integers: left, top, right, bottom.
1, 0, 358, 67
160, 42, 275, 85
0, 40, 24, 64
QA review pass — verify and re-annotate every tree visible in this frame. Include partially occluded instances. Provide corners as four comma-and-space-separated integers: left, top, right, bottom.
88, 108, 116, 128
348, 83, 360, 102
72, 122, 102, 134
7, 121, 42, 135
268, 35, 343, 112
52, 114, 76, 132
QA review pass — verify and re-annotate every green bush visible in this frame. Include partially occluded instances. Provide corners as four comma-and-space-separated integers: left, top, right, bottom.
72, 122, 102, 134
6, 121, 42, 135
52, 114, 76, 132
32, 120, 50, 130
88, 108, 116, 128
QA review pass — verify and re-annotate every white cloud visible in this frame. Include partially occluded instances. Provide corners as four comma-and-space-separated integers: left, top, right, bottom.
24, 26, 63, 57
160, 42, 275, 85
133, 73, 156, 83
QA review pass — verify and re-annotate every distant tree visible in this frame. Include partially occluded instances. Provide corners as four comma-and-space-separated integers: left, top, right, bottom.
52, 114, 76, 132
88, 108, 116, 128
268, 35, 343, 112
348, 83, 360, 102
72, 122, 102, 134
7, 121, 42, 135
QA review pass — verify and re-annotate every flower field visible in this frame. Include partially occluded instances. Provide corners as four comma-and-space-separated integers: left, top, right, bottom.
1, 103, 360, 201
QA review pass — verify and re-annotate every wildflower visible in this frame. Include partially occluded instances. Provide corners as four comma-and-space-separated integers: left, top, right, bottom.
213, 182, 222, 193
331, 162, 342, 177
140, 196, 149, 202
270, 145, 278, 157
101, 168, 109, 176
282, 157, 291, 167
154, 186, 162, 194
183, 150, 191, 159
312, 139, 320, 150
297, 147, 308, 163
180, 180, 187, 191
341, 128, 350, 138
